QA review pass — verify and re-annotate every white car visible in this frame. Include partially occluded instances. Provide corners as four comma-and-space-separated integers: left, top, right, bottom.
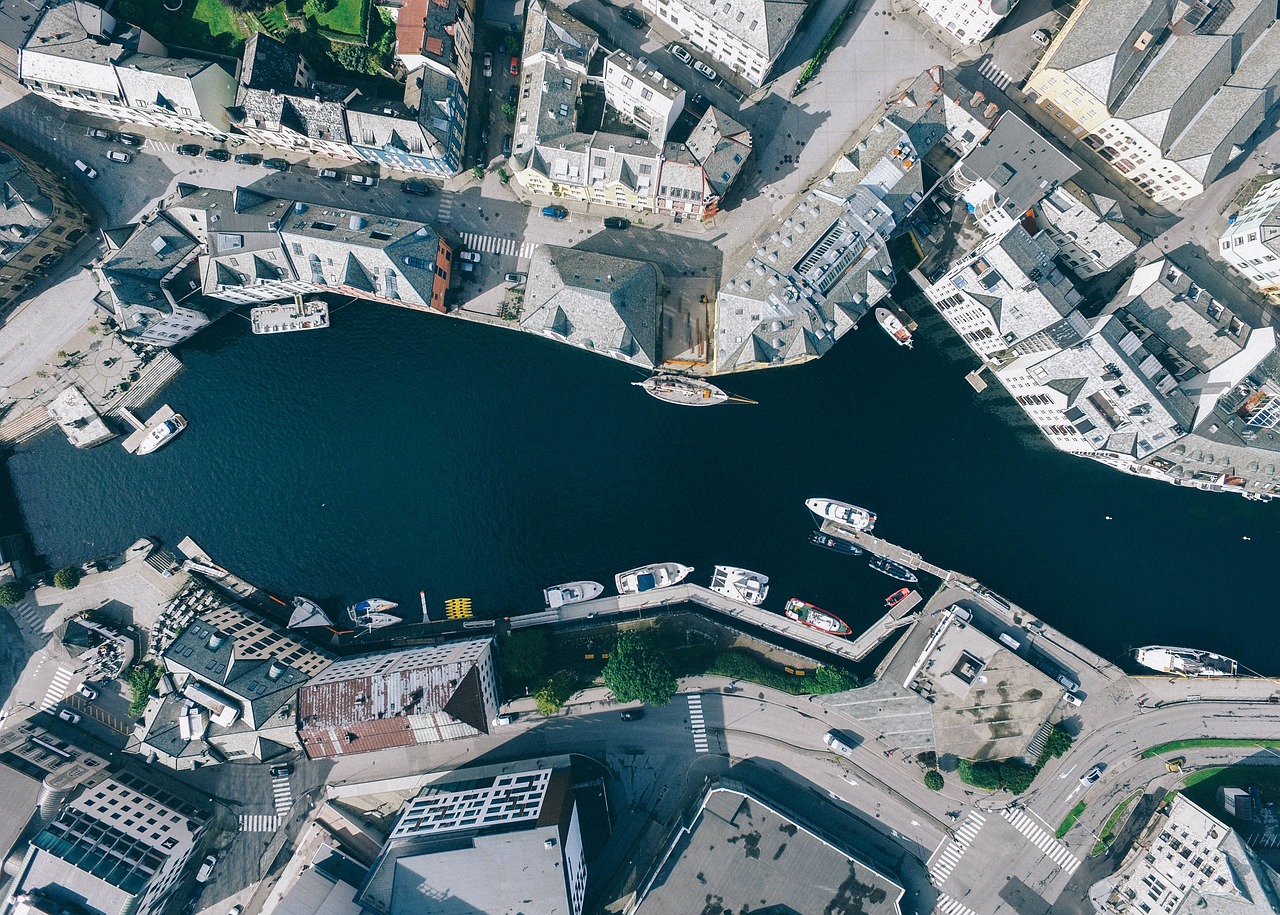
670, 43, 692, 65
483, 53, 493, 78
349, 174, 377, 186
196, 854, 216, 883
58, 709, 80, 723
1032, 28, 1051, 46
459, 250, 481, 263
78, 684, 98, 700
692, 60, 717, 81
105, 150, 131, 163
1080, 764, 1104, 786
74, 159, 97, 179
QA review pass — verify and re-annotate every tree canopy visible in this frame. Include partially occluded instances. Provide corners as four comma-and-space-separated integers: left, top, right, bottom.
603, 631, 677, 706
500, 629, 552, 695
53, 566, 81, 590
534, 671, 578, 716
924, 770, 945, 791
0, 581, 23, 607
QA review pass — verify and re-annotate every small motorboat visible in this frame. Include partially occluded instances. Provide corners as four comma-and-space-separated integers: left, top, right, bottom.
875, 306, 913, 348
544, 581, 604, 608
136, 414, 187, 455
885, 588, 911, 608
809, 531, 863, 555
867, 555, 918, 583
709, 566, 769, 606
805, 498, 876, 532
784, 598, 852, 637
615, 562, 693, 594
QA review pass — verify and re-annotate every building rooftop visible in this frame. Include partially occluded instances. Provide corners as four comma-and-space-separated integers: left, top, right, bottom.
677, 0, 806, 60
1039, 0, 1165, 105
958, 112, 1079, 220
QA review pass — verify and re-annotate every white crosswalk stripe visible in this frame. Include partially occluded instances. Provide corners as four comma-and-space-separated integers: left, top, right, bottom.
928, 811, 985, 885
8, 598, 43, 631
145, 139, 178, 154
459, 231, 534, 259
1002, 807, 1081, 874
40, 667, 75, 711
271, 775, 293, 817
936, 893, 980, 915
436, 191, 455, 224
979, 58, 1015, 91
688, 694, 709, 753
238, 814, 281, 832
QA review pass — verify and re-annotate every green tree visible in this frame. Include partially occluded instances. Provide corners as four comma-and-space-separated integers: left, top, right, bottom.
603, 631, 677, 706
472, 165, 485, 181
805, 665, 858, 694
924, 770, 945, 791
126, 663, 163, 717
332, 44, 374, 75
957, 758, 1002, 790
53, 566, 81, 590
500, 629, 552, 695
1043, 725, 1073, 759
503, 34, 521, 55
0, 581, 24, 607
501, 102, 517, 121
999, 760, 1038, 794
534, 670, 578, 716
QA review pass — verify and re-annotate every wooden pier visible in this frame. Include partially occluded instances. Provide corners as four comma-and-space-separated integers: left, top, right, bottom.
119, 405, 178, 454
845, 590, 923, 660
818, 519, 954, 581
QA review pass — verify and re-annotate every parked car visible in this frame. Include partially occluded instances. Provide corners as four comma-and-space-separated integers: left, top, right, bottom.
263, 158, 290, 171
1079, 764, 1104, 786
196, 855, 216, 883
483, 53, 493, 78
690, 92, 706, 110
105, 150, 131, 163
692, 60, 717, 81
502, 134, 512, 157
74, 159, 97, 179
492, 713, 517, 726
480, 127, 489, 148
176, 144, 202, 157
1165, 756, 1186, 772
1032, 28, 1052, 46
670, 43, 692, 64
504, 272, 526, 284
116, 133, 143, 147
459, 250, 481, 263
542, 204, 568, 219
509, 56, 519, 75
58, 709, 80, 723
603, 216, 630, 229
349, 174, 377, 186
269, 764, 293, 777
507, 84, 518, 105
234, 153, 262, 165
86, 128, 111, 140
228, 907, 243, 915
620, 7, 645, 27
1062, 691, 1083, 707
204, 148, 230, 161
77, 684, 98, 700
620, 709, 643, 721
460, 261, 475, 272
401, 180, 430, 196
317, 168, 339, 179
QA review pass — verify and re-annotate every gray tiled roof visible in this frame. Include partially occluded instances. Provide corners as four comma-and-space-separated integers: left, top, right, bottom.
241, 32, 308, 91
677, 0, 806, 59
347, 100, 440, 157
1043, 0, 1166, 105
235, 87, 349, 141
405, 64, 464, 147
99, 212, 198, 311
1114, 35, 1232, 149
683, 107, 752, 196
524, 0, 598, 66
958, 111, 1079, 217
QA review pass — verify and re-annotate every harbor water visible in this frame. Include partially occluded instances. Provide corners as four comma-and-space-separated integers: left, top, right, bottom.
4, 297, 1277, 672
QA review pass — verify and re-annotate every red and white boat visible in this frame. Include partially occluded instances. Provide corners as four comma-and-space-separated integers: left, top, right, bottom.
784, 598, 852, 637
875, 307, 913, 348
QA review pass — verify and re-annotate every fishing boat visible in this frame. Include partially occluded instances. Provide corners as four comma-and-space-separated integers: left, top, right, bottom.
808, 531, 863, 555
784, 598, 852, 637
615, 562, 693, 594
1134, 646, 1238, 678
136, 414, 187, 455
875, 307, 913, 348
885, 588, 911, 608
634, 374, 731, 406
288, 596, 333, 629
805, 498, 876, 532
544, 581, 604, 608
347, 598, 402, 630
867, 555, 918, 583
709, 566, 769, 606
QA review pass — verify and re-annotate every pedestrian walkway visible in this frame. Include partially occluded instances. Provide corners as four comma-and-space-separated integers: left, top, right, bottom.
929, 811, 985, 885
459, 231, 533, 259
688, 694, 709, 753
40, 666, 75, 711
271, 773, 293, 817
979, 59, 1015, 91
436, 191, 455, 224
1002, 807, 1081, 874
239, 814, 281, 832
936, 893, 980, 915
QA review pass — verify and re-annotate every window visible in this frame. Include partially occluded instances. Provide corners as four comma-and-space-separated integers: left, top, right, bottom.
641, 88, 652, 100
622, 76, 634, 89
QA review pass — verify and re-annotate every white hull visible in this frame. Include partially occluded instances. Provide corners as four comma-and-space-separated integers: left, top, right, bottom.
289, 596, 333, 629
615, 562, 693, 594
347, 598, 402, 630
1134, 646, 1237, 677
545, 580, 605, 608
875, 307, 913, 348
136, 414, 187, 455
805, 498, 876, 532
709, 565, 769, 606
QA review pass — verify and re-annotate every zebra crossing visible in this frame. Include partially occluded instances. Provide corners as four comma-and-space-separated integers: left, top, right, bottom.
7, 598, 43, 632
1002, 807, 1081, 874
271, 773, 293, 817
40, 667, 75, 711
978, 59, 1015, 92
687, 694, 709, 753
435, 191, 455, 224
936, 893, 980, 915
459, 231, 534, 259
145, 139, 178, 155
929, 811, 986, 885
238, 814, 281, 833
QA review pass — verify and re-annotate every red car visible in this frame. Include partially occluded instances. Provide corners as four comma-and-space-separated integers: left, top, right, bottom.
509, 56, 519, 75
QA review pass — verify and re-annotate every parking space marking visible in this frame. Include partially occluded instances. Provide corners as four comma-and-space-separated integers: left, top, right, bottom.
928, 811, 985, 885
1003, 807, 1081, 874
63, 694, 132, 734
688, 694, 708, 753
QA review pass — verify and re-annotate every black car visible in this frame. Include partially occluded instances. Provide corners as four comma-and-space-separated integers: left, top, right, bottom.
619, 7, 645, 27
401, 180, 431, 196
116, 133, 143, 147
204, 148, 230, 161
234, 153, 263, 165
620, 709, 644, 721
176, 144, 203, 157
603, 216, 630, 229
506, 84, 518, 105
501, 134, 512, 157
263, 158, 290, 171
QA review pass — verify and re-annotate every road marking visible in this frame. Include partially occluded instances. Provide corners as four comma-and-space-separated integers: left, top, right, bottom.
271, 774, 293, 817
928, 811, 985, 885
436, 191, 454, 224
40, 667, 75, 711
7, 597, 43, 631
459, 231, 534, 259
687, 694, 708, 753
979, 58, 1014, 91
936, 893, 980, 915
1002, 807, 1081, 874
63, 695, 131, 734
238, 814, 281, 832
145, 139, 177, 154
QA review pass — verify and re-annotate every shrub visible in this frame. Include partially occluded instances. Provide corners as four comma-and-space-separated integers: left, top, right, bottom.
53, 566, 81, 590
805, 664, 858, 694
126, 663, 163, 717
534, 670, 578, 716
957, 758, 1002, 790
603, 631, 677, 706
1043, 725, 1073, 760
1000, 760, 1039, 794
924, 770, 945, 791
0, 581, 24, 607
472, 165, 485, 181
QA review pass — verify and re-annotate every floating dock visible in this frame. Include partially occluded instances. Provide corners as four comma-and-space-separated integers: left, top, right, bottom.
251, 300, 329, 335
119, 405, 178, 454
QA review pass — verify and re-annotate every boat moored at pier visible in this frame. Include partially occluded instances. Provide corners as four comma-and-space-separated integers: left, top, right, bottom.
808, 531, 863, 555
1134, 646, 1238, 677
544, 581, 604, 608
635, 374, 729, 406
136, 414, 187, 455
875, 307, 913, 348
289, 596, 333, 629
867, 555, 918, 583
347, 598, 402, 630
784, 598, 852, 636
709, 566, 769, 606
805, 498, 876, 532
615, 562, 693, 594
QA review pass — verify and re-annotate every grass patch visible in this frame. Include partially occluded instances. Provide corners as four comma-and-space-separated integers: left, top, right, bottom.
1091, 791, 1141, 856
306, 0, 368, 37
1180, 766, 1226, 789
1057, 801, 1086, 839
1141, 739, 1280, 758
115, 0, 249, 54
257, 2, 290, 32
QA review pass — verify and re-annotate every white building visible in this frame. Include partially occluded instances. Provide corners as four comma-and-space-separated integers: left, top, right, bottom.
1035, 183, 1139, 279
603, 49, 684, 143
905, 0, 1017, 46
636, 0, 805, 87
1218, 177, 1280, 296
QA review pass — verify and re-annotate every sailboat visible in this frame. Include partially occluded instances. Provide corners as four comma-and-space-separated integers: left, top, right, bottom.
288, 596, 333, 629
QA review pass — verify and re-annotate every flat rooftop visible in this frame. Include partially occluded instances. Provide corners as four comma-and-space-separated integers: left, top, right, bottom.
635, 785, 903, 915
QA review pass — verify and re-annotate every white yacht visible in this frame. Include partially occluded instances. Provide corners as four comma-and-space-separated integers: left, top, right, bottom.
347, 598, 402, 630
544, 581, 604, 608
805, 498, 876, 532
1134, 646, 1238, 678
709, 566, 769, 606
615, 562, 693, 594
136, 414, 187, 455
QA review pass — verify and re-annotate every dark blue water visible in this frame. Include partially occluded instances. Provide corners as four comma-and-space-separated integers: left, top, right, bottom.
5, 297, 1277, 671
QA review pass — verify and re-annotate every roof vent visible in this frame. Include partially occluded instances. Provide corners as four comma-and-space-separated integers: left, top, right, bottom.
349, 215, 366, 230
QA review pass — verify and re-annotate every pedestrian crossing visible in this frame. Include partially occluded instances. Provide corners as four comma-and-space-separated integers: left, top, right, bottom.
936, 893, 980, 915
436, 191, 455, 224
8, 598, 43, 632
978, 58, 1015, 92
1002, 807, 1081, 874
238, 814, 281, 833
145, 139, 178, 155
40, 667, 75, 711
688, 694, 709, 753
459, 231, 533, 259
271, 774, 293, 817
929, 811, 985, 885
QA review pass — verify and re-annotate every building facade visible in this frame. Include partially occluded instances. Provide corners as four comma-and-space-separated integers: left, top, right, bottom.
1218, 177, 1280, 296
635, 0, 805, 87
904, 0, 1017, 46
